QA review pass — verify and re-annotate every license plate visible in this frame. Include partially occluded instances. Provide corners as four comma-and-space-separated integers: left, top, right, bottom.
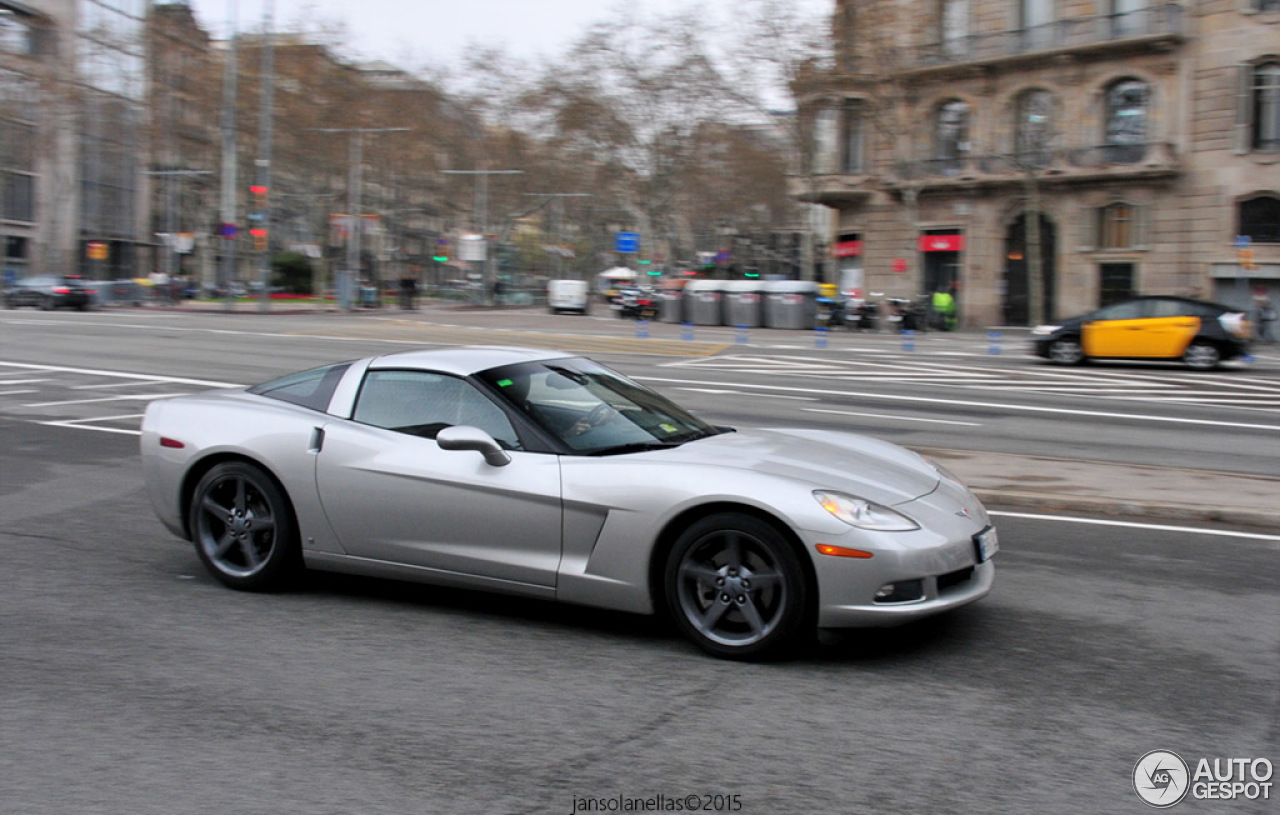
973, 526, 999, 562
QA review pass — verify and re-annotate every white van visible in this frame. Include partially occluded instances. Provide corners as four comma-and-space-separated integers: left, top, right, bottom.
547, 279, 590, 314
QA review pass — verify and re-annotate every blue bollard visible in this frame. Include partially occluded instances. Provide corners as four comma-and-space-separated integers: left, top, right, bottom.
681, 321, 694, 342
635, 319, 649, 339
902, 328, 915, 352
736, 324, 749, 344
815, 325, 828, 349
988, 330, 1002, 355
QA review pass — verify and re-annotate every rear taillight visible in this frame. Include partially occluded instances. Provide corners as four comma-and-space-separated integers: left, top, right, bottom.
53, 287, 70, 294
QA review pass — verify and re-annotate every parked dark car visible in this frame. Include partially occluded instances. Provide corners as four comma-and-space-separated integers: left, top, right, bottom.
1031, 296, 1252, 370
3, 275, 93, 311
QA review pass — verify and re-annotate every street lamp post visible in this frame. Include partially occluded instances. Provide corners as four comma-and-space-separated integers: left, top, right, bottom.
523, 193, 592, 278
310, 127, 410, 309
443, 169, 522, 305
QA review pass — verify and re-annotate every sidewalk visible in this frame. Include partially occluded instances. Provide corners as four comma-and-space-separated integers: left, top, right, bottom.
116, 299, 1280, 531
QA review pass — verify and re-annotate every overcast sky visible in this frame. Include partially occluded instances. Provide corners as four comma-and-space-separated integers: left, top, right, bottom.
185, 0, 832, 76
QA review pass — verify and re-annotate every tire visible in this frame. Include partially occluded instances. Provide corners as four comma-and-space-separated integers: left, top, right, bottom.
664, 512, 809, 660
40, 295, 54, 311
189, 461, 301, 591
1048, 338, 1085, 365
1183, 341, 1220, 371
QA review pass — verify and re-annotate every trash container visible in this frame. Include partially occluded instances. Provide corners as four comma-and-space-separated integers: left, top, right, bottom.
723, 280, 765, 327
657, 283, 685, 323
359, 285, 379, 308
683, 279, 726, 326
764, 280, 819, 329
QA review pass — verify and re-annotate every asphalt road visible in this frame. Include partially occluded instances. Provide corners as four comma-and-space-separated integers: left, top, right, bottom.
2, 306, 1278, 813
2, 418, 1277, 814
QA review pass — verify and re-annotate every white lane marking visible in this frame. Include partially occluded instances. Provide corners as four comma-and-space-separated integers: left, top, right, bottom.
636, 376, 1280, 432
989, 511, 1280, 542
0, 389, 38, 396
0, 378, 49, 385
24, 393, 188, 407
804, 407, 982, 426
0, 361, 240, 388
36, 419, 141, 436
676, 388, 817, 401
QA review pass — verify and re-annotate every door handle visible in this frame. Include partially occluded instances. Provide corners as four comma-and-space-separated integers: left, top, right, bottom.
309, 426, 325, 453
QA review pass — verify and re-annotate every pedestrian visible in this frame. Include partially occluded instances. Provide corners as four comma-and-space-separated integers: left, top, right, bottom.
1254, 288, 1276, 342
399, 273, 417, 310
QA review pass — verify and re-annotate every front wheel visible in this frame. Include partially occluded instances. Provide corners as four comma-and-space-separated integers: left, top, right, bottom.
664, 513, 809, 660
189, 461, 300, 590
1048, 338, 1085, 365
1183, 341, 1221, 371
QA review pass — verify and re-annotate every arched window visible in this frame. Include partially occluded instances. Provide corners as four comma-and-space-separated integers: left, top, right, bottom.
1104, 79, 1150, 162
1015, 89, 1055, 166
1240, 195, 1280, 243
935, 100, 971, 163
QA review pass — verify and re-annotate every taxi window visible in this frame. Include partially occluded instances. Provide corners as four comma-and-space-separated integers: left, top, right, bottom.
1092, 301, 1145, 321
1149, 299, 1182, 318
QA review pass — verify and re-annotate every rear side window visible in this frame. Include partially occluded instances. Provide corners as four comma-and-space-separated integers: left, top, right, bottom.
249, 362, 351, 411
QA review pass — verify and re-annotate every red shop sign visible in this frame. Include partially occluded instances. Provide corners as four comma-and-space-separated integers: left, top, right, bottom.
833, 239, 863, 258
918, 234, 965, 252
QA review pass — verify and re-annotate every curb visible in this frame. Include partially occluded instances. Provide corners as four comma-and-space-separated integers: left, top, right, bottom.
974, 488, 1280, 531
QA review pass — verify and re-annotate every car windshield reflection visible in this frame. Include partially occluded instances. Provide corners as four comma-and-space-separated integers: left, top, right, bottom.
480, 358, 722, 454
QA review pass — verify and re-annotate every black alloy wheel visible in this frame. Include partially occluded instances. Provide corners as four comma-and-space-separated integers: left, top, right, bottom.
189, 461, 300, 590
665, 512, 809, 660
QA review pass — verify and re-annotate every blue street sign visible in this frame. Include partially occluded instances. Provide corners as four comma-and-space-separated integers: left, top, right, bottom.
1235, 235, 1251, 249
615, 232, 639, 253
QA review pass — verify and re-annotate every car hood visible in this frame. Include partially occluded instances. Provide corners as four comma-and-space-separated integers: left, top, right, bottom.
657, 427, 940, 506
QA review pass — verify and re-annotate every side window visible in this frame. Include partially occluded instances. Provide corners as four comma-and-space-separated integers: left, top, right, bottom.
1149, 299, 1182, 318
1093, 301, 1145, 321
353, 370, 520, 449
248, 362, 351, 411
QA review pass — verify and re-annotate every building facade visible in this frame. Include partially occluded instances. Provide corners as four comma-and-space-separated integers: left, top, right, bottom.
1, 0, 149, 281
795, 0, 1280, 327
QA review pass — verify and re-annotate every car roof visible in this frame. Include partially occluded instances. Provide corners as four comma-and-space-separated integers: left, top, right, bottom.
366, 345, 573, 376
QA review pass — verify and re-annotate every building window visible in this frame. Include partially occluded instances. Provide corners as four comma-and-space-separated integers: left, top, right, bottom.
940, 0, 970, 56
811, 101, 863, 175
1020, 0, 1054, 28
1240, 196, 1280, 243
1104, 79, 1150, 162
1110, 0, 1148, 37
1254, 62, 1280, 152
1099, 203, 1135, 248
935, 100, 971, 169
1253, 0, 1280, 12
1015, 89, 1055, 166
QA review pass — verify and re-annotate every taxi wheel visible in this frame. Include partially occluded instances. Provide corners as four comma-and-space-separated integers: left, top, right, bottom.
1183, 342, 1220, 371
1048, 338, 1084, 365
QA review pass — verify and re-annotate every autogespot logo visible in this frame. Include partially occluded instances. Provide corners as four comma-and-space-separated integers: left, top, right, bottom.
1134, 750, 1190, 808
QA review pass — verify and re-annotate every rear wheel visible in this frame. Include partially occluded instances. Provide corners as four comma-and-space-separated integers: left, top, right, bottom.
664, 513, 809, 660
39, 295, 54, 311
1048, 338, 1085, 365
1183, 341, 1221, 371
189, 462, 300, 590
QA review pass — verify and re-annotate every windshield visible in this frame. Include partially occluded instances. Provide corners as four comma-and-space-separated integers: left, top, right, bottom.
478, 357, 721, 454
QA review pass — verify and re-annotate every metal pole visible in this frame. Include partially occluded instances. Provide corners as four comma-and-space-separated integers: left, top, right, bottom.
443, 169, 522, 306
256, 0, 274, 312
218, 0, 238, 312
348, 129, 362, 309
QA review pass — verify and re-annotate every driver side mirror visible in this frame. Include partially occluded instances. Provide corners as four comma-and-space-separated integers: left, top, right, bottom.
436, 425, 512, 467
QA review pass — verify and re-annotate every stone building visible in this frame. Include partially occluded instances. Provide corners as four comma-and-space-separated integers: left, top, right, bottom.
794, 0, 1280, 327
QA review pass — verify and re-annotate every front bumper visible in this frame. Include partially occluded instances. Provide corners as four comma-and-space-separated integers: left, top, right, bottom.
810, 480, 996, 628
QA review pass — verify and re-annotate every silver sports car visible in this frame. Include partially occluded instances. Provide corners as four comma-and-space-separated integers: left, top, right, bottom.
141, 346, 996, 658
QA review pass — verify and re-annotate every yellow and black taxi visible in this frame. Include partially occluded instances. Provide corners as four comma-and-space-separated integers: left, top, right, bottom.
1031, 296, 1252, 371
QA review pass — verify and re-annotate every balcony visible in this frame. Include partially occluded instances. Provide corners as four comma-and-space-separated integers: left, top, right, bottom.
908, 3, 1183, 74
889, 142, 1181, 192
788, 172, 877, 206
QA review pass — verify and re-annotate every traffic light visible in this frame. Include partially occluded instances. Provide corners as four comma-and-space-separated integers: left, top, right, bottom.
432, 254, 448, 263
250, 185, 268, 210
250, 227, 267, 252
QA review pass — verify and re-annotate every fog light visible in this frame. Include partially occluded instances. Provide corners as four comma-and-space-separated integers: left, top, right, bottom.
873, 579, 924, 603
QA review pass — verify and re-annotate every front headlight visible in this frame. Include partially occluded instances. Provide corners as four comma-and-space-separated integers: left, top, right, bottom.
813, 490, 920, 531
1030, 324, 1061, 336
